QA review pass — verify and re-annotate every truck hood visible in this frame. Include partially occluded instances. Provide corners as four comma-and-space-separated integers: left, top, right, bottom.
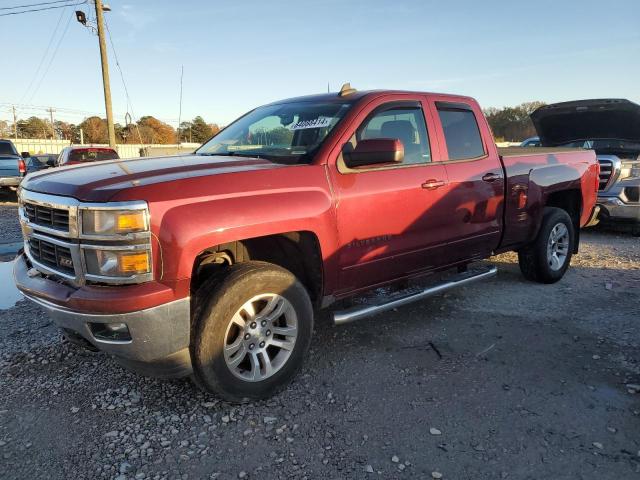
21, 154, 287, 202
531, 99, 640, 146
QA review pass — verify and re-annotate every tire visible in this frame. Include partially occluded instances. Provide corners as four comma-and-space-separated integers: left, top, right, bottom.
191, 261, 313, 402
518, 207, 575, 284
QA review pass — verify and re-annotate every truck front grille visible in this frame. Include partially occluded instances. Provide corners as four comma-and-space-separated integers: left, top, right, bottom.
24, 202, 69, 232
597, 158, 613, 191
28, 238, 75, 274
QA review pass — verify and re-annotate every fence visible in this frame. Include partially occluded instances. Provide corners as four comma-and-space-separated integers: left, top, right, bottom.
12, 139, 201, 159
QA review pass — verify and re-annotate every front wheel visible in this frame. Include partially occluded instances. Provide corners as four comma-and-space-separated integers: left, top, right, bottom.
191, 261, 313, 402
518, 207, 575, 284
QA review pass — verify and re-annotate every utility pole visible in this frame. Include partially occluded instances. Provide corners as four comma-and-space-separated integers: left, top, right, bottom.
94, 0, 116, 147
178, 65, 184, 144
47, 107, 56, 139
12, 106, 18, 140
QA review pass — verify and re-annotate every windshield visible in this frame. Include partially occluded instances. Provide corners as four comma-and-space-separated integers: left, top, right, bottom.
557, 139, 640, 151
196, 101, 352, 164
0, 142, 18, 156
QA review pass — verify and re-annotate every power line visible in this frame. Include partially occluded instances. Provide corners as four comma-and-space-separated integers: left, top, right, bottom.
0, 0, 76, 10
26, 1, 80, 104
18, 2, 69, 104
0, 2, 83, 17
104, 17, 147, 145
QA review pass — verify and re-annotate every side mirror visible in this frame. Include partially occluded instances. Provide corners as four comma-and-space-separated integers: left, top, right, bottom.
21, 151, 30, 159
343, 138, 404, 168
46, 158, 56, 167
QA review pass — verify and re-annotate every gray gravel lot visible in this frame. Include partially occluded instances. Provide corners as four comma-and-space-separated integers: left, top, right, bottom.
1, 201, 639, 480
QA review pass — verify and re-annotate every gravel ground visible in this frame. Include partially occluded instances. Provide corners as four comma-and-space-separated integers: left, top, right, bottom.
1, 202, 639, 480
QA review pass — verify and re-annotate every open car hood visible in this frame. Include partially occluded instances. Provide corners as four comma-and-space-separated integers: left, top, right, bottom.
531, 99, 640, 146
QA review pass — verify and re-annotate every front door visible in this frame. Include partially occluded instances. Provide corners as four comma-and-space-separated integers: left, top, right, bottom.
328, 98, 452, 295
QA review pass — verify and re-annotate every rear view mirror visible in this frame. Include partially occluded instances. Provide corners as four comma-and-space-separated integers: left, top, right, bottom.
343, 138, 404, 168
21, 152, 30, 159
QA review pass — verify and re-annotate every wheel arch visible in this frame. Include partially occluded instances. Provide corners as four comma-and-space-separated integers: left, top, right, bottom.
191, 231, 324, 306
544, 189, 582, 253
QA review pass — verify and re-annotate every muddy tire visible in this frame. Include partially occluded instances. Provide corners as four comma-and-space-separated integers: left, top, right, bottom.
191, 261, 313, 402
518, 207, 575, 284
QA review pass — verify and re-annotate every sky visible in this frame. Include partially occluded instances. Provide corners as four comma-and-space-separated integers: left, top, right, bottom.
1, 0, 639, 128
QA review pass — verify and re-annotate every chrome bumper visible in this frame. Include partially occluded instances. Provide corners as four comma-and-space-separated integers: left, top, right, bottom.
597, 196, 640, 223
0, 176, 21, 187
15, 250, 193, 378
23, 292, 193, 378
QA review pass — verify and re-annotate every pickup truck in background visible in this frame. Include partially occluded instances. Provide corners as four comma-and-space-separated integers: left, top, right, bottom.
0, 139, 27, 194
531, 99, 640, 235
56, 146, 120, 166
14, 86, 599, 401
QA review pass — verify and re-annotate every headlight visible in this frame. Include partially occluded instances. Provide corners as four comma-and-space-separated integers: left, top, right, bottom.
620, 161, 640, 180
84, 249, 151, 278
82, 209, 148, 236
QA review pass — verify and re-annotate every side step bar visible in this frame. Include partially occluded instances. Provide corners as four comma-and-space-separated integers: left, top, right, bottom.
333, 265, 497, 325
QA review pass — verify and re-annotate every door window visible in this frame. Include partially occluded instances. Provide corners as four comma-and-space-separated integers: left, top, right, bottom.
436, 107, 485, 160
357, 106, 431, 164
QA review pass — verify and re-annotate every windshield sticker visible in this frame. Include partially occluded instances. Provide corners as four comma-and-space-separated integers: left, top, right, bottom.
289, 117, 332, 130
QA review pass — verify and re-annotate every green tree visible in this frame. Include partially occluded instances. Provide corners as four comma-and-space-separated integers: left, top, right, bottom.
17, 116, 52, 139
484, 101, 546, 142
190, 116, 213, 143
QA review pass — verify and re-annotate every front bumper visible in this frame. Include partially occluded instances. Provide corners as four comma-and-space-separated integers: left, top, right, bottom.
13, 254, 193, 378
597, 195, 640, 224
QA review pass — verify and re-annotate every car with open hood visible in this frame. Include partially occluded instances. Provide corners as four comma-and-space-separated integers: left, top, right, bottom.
531, 99, 640, 234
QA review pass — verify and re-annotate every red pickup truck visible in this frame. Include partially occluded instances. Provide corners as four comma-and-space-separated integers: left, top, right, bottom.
14, 87, 599, 401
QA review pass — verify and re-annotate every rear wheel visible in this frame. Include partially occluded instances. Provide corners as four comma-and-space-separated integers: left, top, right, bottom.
518, 207, 575, 283
191, 261, 313, 402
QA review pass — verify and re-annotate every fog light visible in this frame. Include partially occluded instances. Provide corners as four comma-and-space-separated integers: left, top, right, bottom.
90, 322, 131, 342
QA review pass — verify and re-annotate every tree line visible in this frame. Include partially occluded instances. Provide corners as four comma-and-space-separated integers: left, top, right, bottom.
2, 101, 546, 144
0, 115, 221, 144
483, 101, 546, 142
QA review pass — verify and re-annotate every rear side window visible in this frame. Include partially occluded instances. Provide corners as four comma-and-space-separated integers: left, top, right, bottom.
0, 142, 18, 156
68, 149, 119, 163
437, 106, 485, 160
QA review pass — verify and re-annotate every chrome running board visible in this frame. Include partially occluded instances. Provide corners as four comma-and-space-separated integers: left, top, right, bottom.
332, 265, 497, 325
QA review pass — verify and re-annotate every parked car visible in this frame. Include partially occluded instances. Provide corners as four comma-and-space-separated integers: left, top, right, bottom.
26, 153, 58, 172
56, 146, 119, 166
520, 136, 541, 147
0, 139, 27, 194
14, 87, 599, 401
531, 99, 640, 234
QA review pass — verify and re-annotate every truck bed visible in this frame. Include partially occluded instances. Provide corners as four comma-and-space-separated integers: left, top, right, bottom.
497, 147, 599, 251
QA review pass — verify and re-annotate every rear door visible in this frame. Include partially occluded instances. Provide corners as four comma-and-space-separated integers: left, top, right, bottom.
427, 97, 504, 261
328, 95, 452, 294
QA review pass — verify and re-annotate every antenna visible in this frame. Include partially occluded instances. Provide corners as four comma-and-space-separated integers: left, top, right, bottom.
178, 65, 184, 142
339, 82, 356, 97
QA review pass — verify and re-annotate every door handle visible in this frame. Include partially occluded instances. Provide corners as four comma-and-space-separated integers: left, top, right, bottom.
482, 173, 501, 182
422, 179, 446, 190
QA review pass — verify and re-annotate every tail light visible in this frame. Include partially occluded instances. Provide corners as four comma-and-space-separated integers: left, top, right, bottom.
18, 158, 27, 175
